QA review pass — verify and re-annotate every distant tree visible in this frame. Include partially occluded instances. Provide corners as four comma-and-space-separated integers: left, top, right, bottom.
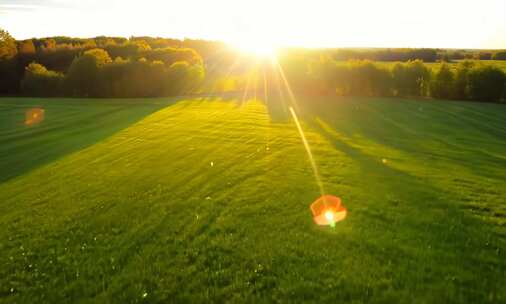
278, 55, 310, 91
408, 49, 438, 62
41, 39, 57, 51
18, 40, 36, 55
0, 28, 19, 94
165, 61, 205, 95
97, 57, 129, 97
408, 60, 431, 96
94, 36, 118, 48
82, 39, 97, 50
0, 28, 17, 60
83, 48, 112, 66
21, 62, 63, 96
448, 50, 465, 60
476, 52, 492, 60
467, 65, 505, 102
17, 40, 37, 66
307, 56, 338, 95
392, 60, 430, 96
430, 63, 454, 99
186, 63, 205, 92
97, 57, 170, 97
347, 60, 392, 96
333, 48, 437, 62
105, 43, 141, 60
35, 45, 82, 72
131, 40, 151, 52
391, 63, 407, 96
120, 58, 165, 97
453, 61, 474, 100
65, 49, 111, 96
142, 47, 203, 66
439, 53, 451, 63
309, 59, 393, 96
16, 40, 38, 91
165, 61, 192, 95
492, 51, 506, 60
148, 37, 182, 49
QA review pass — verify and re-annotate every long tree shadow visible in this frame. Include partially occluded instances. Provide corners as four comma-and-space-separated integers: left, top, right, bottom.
308, 116, 505, 300
261, 91, 504, 299
0, 97, 182, 184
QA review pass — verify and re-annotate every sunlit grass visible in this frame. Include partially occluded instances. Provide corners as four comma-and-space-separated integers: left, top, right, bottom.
0, 96, 505, 303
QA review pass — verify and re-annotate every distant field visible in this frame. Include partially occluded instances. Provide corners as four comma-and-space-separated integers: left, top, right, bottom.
450, 60, 506, 72
0, 96, 505, 303
427, 60, 506, 72
337, 60, 506, 72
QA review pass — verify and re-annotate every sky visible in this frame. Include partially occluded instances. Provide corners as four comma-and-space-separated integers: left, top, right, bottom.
0, 0, 505, 49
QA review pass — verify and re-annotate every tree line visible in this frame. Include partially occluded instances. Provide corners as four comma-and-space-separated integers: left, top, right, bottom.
275, 58, 506, 102
332, 48, 506, 62
21, 49, 204, 98
0, 30, 210, 97
1, 28, 505, 102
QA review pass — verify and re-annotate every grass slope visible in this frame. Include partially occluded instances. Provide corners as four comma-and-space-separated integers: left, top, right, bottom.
0, 96, 505, 303
0, 98, 172, 183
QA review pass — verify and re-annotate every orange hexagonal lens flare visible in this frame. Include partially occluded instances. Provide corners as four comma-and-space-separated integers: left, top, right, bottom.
310, 195, 347, 227
25, 108, 45, 126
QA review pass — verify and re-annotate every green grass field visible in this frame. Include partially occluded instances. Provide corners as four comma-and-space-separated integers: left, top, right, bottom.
0, 96, 505, 303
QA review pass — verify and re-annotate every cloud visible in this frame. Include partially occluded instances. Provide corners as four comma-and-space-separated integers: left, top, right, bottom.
0, 0, 72, 12
0, 4, 43, 12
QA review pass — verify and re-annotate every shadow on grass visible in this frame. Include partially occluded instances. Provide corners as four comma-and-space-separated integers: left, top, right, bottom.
261, 94, 504, 300
0, 98, 180, 184
309, 116, 505, 301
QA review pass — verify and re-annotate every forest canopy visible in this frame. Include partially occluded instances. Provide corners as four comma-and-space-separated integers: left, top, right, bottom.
0, 29, 505, 102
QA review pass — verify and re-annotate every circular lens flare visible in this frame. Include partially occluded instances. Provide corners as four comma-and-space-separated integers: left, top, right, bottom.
325, 211, 334, 221
310, 195, 347, 226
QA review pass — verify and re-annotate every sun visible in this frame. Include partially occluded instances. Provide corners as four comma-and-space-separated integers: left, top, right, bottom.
229, 37, 277, 58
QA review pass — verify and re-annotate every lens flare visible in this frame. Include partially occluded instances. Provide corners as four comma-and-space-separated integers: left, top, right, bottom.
325, 211, 334, 221
310, 195, 347, 227
288, 106, 325, 196
25, 108, 45, 126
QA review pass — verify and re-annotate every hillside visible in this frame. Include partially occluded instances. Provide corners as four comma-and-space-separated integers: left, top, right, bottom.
0, 96, 505, 303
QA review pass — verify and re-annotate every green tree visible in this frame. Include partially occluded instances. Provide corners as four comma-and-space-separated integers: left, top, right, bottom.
468, 65, 505, 102
186, 63, 205, 93
0, 29, 19, 94
165, 61, 205, 95
83, 48, 112, 66
453, 61, 474, 100
492, 51, 506, 60
166, 61, 191, 95
21, 62, 63, 96
41, 38, 56, 51
97, 57, 129, 97
119, 58, 165, 97
65, 49, 111, 97
0, 29, 17, 60
18, 40, 36, 55
392, 60, 430, 96
430, 63, 454, 99
142, 47, 203, 66
17, 40, 37, 79
347, 60, 392, 96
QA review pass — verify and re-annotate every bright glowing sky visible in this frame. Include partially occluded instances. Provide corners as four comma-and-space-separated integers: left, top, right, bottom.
1, 0, 505, 49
